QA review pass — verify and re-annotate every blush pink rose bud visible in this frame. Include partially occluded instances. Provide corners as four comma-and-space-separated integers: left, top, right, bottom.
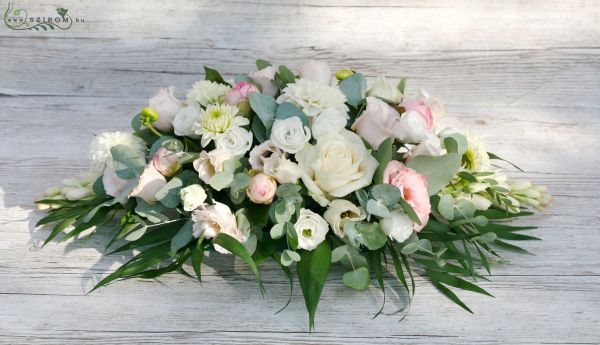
148, 86, 182, 132
224, 81, 258, 118
402, 100, 433, 130
383, 160, 431, 230
130, 164, 167, 204
152, 147, 181, 177
246, 173, 277, 205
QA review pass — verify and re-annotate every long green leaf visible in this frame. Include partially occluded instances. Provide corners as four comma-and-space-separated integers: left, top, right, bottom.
400, 253, 415, 296
372, 250, 386, 318
426, 269, 493, 297
373, 137, 392, 184
431, 280, 473, 313
297, 240, 332, 331
191, 237, 205, 284
212, 233, 264, 293
42, 217, 77, 246
271, 253, 294, 314
388, 244, 409, 295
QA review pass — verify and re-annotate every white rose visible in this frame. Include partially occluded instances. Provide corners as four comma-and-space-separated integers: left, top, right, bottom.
323, 199, 366, 238
296, 130, 379, 199
215, 127, 253, 156
248, 140, 283, 170
270, 117, 311, 154
367, 76, 402, 104
294, 208, 329, 251
180, 184, 207, 211
263, 155, 302, 184
310, 108, 348, 139
173, 103, 201, 138
393, 110, 428, 143
405, 132, 447, 161
192, 202, 247, 254
297, 60, 332, 85
418, 89, 446, 124
192, 149, 233, 184
380, 207, 414, 243
249, 66, 278, 97
149, 86, 183, 131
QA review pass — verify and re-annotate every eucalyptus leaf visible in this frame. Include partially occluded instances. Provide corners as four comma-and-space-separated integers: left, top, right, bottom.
275, 102, 308, 127
406, 153, 461, 196
111, 145, 146, 179
437, 194, 455, 221
249, 92, 278, 131
339, 73, 367, 108
342, 267, 371, 291
370, 184, 401, 207
366, 199, 391, 218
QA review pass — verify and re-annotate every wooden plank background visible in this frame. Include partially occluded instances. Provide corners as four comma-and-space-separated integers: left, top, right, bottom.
1, 0, 599, 343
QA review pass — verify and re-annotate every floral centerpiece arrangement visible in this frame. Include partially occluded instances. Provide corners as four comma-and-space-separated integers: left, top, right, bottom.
36, 60, 552, 329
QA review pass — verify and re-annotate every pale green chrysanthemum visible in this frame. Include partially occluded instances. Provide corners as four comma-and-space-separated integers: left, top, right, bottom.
186, 80, 231, 107
463, 132, 491, 172
193, 103, 249, 147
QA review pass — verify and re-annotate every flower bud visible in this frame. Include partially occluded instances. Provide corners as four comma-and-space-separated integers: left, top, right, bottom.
140, 107, 159, 126
335, 69, 353, 80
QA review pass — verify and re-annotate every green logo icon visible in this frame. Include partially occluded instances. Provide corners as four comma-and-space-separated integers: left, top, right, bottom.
4, 2, 77, 31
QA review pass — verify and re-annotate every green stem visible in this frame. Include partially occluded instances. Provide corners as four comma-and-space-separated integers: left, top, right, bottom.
146, 124, 163, 138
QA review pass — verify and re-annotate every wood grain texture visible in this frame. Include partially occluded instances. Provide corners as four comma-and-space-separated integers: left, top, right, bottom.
1, 0, 599, 344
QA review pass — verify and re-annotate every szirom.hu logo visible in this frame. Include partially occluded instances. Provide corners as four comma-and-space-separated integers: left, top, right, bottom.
3, 2, 85, 31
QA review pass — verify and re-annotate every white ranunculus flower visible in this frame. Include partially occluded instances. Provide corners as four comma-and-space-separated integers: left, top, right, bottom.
186, 80, 231, 107
367, 76, 403, 104
297, 60, 332, 85
149, 86, 183, 131
294, 208, 329, 251
276, 78, 349, 118
310, 108, 348, 139
323, 199, 366, 238
192, 149, 233, 184
89, 131, 147, 172
215, 127, 253, 156
270, 117, 311, 154
249, 66, 278, 97
173, 103, 201, 138
180, 184, 207, 211
394, 110, 428, 143
263, 155, 302, 184
380, 207, 414, 243
418, 89, 446, 123
296, 130, 379, 200
193, 103, 249, 147
192, 202, 247, 254
248, 140, 283, 170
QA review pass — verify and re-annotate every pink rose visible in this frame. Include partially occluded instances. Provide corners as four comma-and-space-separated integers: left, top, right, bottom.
402, 100, 433, 130
383, 160, 430, 230
148, 86, 182, 132
152, 147, 181, 177
130, 164, 167, 203
247, 173, 277, 205
351, 96, 402, 150
224, 81, 258, 105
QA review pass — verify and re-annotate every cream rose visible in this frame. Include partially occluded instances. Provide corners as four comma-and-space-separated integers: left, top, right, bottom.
180, 184, 207, 211
351, 96, 401, 150
270, 117, 311, 154
149, 86, 183, 131
294, 208, 329, 251
296, 130, 379, 200
418, 89, 446, 124
323, 199, 366, 238
152, 148, 181, 177
192, 202, 247, 254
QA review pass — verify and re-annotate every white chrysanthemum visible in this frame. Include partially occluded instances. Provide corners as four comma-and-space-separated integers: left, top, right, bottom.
276, 78, 349, 117
193, 103, 249, 147
463, 132, 491, 172
186, 80, 231, 107
89, 131, 147, 172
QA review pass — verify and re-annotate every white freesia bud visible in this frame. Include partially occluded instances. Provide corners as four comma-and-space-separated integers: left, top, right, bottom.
323, 199, 366, 238
173, 103, 201, 138
180, 184, 207, 211
263, 155, 302, 184
62, 187, 92, 201
215, 127, 253, 156
310, 108, 348, 139
149, 86, 183, 131
380, 207, 414, 243
270, 117, 311, 154
294, 208, 329, 251
297, 60, 332, 85
367, 76, 402, 104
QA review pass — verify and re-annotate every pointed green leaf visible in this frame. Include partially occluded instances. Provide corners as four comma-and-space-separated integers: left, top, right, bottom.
297, 241, 332, 331
213, 233, 264, 292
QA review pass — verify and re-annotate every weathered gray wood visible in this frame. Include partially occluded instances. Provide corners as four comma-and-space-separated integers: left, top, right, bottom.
1, 0, 599, 344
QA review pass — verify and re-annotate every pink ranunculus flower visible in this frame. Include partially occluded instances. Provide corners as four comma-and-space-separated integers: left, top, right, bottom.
152, 147, 181, 177
351, 96, 401, 150
247, 173, 277, 205
402, 100, 433, 130
383, 160, 431, 230
148, 86, 183, 132
130, 164, 167, 204
224, 81, 259, 105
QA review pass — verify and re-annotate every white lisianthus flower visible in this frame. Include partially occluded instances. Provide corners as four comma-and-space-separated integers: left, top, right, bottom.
248, 140, 283, 170
270, 117, 311, 154
294, 208, 329, 251
367, 76, 402, 104
215, 126, 253, 156
180, 184, 207, 211
380, 207, 414, 243
263, 155, 302, 184
249, 66, 278, 97
89, 131, 147, 172
463, 132, 491, 172
148, 86, 183, 131
276, 78, 349, 118
396, 110, 428, 143
192, 149, 233, 184
296, 130, 379, 200
173, 103, 201, 138
297, 60, 332, 85
102, 162, 134, 199
192, 202, 247, 254
418, 89, 446, 124
130, 164, 167, 204
310, 108, 348, 139
193, 103, 249, 147
186, 80, 231, 107
323, 199, 366, 238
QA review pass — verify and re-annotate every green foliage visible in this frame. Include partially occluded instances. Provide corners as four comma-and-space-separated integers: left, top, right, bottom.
249, 92, 278, 132
255, 59, 272, 70
213, 233, 264, 292
155, 170, 198, 208
370, 184, 402, 207
110, 145, 146, 179
170, 220, 194, 252
342, 267, 370, 291
372, 138, 392, 184
406, 153, 462, 195
275, 102, 308, 127
148, 136, 184, 158
339, 73, 367, 108
274, 65, 296, 89
297, 241, 332, 331
204, 66, 229, 86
